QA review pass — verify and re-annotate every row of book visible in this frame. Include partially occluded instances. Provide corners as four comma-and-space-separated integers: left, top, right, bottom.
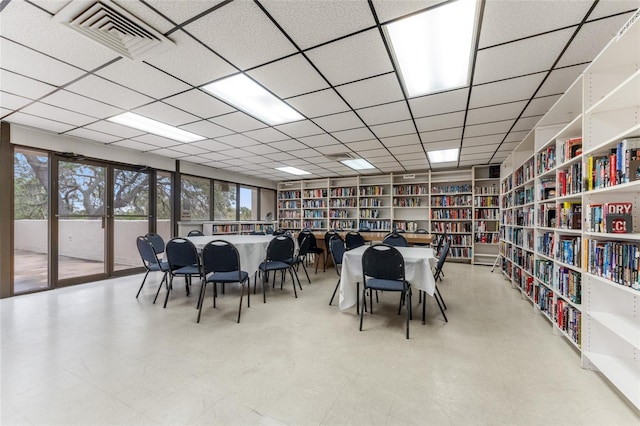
431, 184, 472, 194
329, 199, 357, 207
329, 210, 349, 218
278, 211, 300, 219
586, 239, 639, 290
557, 162, 582, 196
537, 203, 556, 228
359, 186, 386, 196
561, 137, 582, 163
586, 137, 640, 190
474, 185, 498, 195
360, 209, 382, 219
279, 201, 299, 209
431, 222, 472, 233
278, 191, 301, 199
557, 266, 581, 304
449, 234, 473, 246
392, 198, 423, 207
475, 220, 498, 232
431, 209, 472, 219
359, 198, 383, 207
303, 200, 326, 208
515, 207, 535, 227
555, 300, 581, 347
585, 202, 633, 234
358, 220, 391, 230
329, 220, 356, 230
302, 220, 326, 229
514, 228, 534, 250
303, 210, 326, 218
537, 232, 554, 257
303, 189, 327, 198
475, 209, 498, 219
535, 259, 553, 286
474, 195, 499, 207
557, 236, 581, 267
393, 185, 427, 195
431, 195, 473, 206
514, 157, 535, 187
449, 247, 472, 258
394, 221, 419, 232
514, 188, 534, 205
514, 248, 534, 272
537, 145, 556, 174
330, 187, 356, 197
474, 232, 499, 243
558, 202, 582, 230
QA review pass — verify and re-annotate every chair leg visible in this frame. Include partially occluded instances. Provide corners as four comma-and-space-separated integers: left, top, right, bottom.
314, 254, 319, 274
369, 289, 373, 314
435, 292, 448, 322
291, 266, 303, 291
329, 278, 340, 305
237, 279, 245, 323
289, 269, 298, 298
163, 275, 173, 308
436, 285, 447, 310
405, 290, 410, 339
196, 282, 207, 323
359, 286, 366, 331
323, 252, 328, 272
422, 291, 426, 324
301, 262, 311, 284
152, 272, 167, 303
356, 282, 360, 314
246, 277, 250, 308
136, 270, 150, 298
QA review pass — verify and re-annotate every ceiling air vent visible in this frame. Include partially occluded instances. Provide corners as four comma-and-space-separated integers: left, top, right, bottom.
53, 0, 175, 61
325, 153, 355, 161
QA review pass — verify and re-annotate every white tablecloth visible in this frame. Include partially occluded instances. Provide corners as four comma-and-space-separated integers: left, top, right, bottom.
338, 245, 437, 310
187, 235, 276, 277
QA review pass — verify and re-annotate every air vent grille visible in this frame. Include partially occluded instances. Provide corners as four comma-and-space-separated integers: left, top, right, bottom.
325, 153, 354, 161
54, 0, 175, 61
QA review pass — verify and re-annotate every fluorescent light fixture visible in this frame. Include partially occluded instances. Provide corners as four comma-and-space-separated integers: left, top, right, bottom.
427, 148, 459, 163
108, 112, 205, 143
341, 158, 375, 170
276, 166, 311, 176
384, 0, 478, 97
202, 74, 304, 125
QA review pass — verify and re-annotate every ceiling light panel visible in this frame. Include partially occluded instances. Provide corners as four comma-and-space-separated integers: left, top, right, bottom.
108, 112, 205, 143
306, 28, 394, 85
385, 0, 479, 97
203, 75, 303, 126
428, 147, 459, 163
276, 166, 311, 176
184, 0, 297, 70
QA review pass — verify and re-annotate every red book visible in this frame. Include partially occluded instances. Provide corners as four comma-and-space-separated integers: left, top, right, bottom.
609, 151, 617, 186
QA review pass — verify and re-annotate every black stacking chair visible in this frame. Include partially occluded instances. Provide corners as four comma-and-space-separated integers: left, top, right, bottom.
345, 231, 365, 251
423, 240, 450, 323
187, 230, 204, 237
328, 236, 346, 306
272, 229, 286, 236
198, 240, 250, 323
161, 238, 203, 308
360, 244, 411, 339
258, 236, 298, 300
323, 230, 340, 272
383, 232, 409, 247
394, 229, 406, 233
145, 232, 166, 258
412, 228, 431, 246
301, 231, 324, 274
289, 234, 312, 284
135, 236, 169, 298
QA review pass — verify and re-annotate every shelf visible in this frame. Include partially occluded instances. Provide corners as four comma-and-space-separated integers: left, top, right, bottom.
555, 260, 581, 273
555, 228, 582, 235
584, 231, 640, 241
553, 323, 581, 350
583, 352, 640, 409
583, 180, 640, 195
585, 69, 640, 116
586, 273, 640, 296
588, 312, 640, 348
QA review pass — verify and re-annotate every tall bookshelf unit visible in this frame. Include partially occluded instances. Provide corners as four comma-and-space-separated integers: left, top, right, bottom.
499, 10, 640, 410
472, 165, 500, 265
329, 176, 359, 231
430, 170, 473, 260
392, 172, 430, 232
277, 181, 302, 230
359, 174, 392, 232
302, 178, 329, 231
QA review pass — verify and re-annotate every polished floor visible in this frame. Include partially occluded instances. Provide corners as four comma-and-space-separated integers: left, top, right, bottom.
1, 262, 639, 425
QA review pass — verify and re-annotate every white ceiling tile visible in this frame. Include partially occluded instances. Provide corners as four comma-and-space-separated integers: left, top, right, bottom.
380, 134, 420, 147
243, 144, 280, 155
210, 112, 267, 132
20, 102, 96, 126
409, 88, 468, 117
6, 112, 74, 133
389, 144, 425, 155
306, 29, 393, 85
474, 28, 573, 84
370, 120, 415, 138
359, 148, 391, 158
96, 60, 191, 100
538, 64, 587, 97
133, 134, 181, 148
163, 89, 235, 119
199, 152, 232, 161
462, 134, 505, 147
248, 54, 329, 98
287, 89, 349, 118
179, 120, 234, 139
423, 140, 459, 151
415, 112, 465, 132
313, 111, 362, 132
335, 73, 404, 109
289, 148, 323, 158
268, 139, 308, 151
512, 116, 542, 132
464, 121, 512, 138
85, 121, 145, 139
41, 90, 121, 119
29, 0, 73, 15
479, 1, 591, 48
66, 75, 154, 110
216, 133, 260, 148
522, 95, 563, 117
0, 37, 85, 86
395, 152, 422, 161
371, 0, 445, 23
0, 108, 11, 116
275, 120, 323, 138
110, 139, 156, 152
170, 144, 210, 156
460, 153, 492, 161
461, 144, 498, 155
331, 127, 376, 143
180, 156, 211, 165
224, 158, 253, 167
420, 128, 463, 143
1, 0, 119, 70
145, 30, 236, 87
402, 160, 429, 169
0, 91, 32, 110
184, 0, 297, 70
242, 155, 268, 164
315, 144, 354, 155
590, 1, 640, 20
0, 69, 56, 100
66, 128, 121, 144
466, 101, 528, 125
345, 139, 384, 151
357, 101, 411, 126
497, 141, 521, 152
263, 0, 375, 50
298, 133, 340, 147
133, 102, 200, 126
147, 148, 187, 158
243, 127, 288, 143
470, 73, 545, 108
191, 140, 232, 152
504, 130, 530, 143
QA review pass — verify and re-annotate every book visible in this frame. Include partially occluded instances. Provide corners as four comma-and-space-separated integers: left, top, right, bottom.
603, 202, 633, 233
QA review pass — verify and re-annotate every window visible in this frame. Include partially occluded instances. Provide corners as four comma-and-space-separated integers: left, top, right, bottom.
239, 186, 258, 220
260, 188, 276, 221
214, 181, 237, 220
156, 171, 172, 241
181, 175, 210, 220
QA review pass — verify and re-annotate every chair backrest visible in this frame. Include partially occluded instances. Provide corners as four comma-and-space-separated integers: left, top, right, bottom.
298, 234, 312, 257
383, 232, 409, 247
266, 236, 294, 262
435, 232, 448, 255
299, 230, 318, 249
435, 240, 451, 272
394, 229, 406, 233
187, 230, 204, 237
137, 236, 159, 269
415, 229, 429, 234
165, 238, 200, 271
329, 236, 346, 271
324, 231, 340, 249
265, 227, 274, 234
272, 229, 286, 236
145, 232, 165, 254
250, 230, 266, 235
362, 244, 406, 283
345, 231, 365, 250
201, 240, 241, 276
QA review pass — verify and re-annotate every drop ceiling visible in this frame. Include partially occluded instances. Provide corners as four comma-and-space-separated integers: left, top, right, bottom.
1, 0, 638, 181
